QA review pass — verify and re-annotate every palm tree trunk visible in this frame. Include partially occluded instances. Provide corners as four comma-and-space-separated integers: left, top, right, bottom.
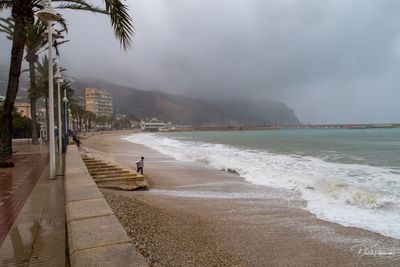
27, 50, 39, 144
0, 16, 28, 167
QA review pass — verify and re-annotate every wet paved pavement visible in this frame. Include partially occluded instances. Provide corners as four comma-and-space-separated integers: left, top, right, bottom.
0, 153, 48, 245
0, 140, 66, 266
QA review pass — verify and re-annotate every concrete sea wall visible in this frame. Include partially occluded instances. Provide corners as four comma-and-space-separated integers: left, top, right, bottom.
65, 145, 147, 266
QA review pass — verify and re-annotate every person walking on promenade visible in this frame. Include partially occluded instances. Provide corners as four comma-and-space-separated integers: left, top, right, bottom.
136, 157, 144, 175
72, 134, 81, 147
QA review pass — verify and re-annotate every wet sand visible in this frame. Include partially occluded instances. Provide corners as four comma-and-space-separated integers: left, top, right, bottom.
83, 132, 400, 266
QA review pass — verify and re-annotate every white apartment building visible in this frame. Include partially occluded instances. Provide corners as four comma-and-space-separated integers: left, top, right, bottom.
85, 88, 113, 117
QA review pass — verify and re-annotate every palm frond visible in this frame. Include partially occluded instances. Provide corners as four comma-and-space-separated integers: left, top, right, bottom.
54, 39, 70, 56
25, 19, 47, 52
34, 55, 57, 98
102, 0, 134, 50
56, 3, 105, 13
54, 0, 106, 14
0, 0, 13, 11
0, 16, 14, 40
57, 16, 68, 33
54, 0, 133, 50
32, 0, 42, 8
23, 15, 69, 58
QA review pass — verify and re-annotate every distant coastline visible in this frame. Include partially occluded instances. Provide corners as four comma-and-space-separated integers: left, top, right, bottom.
171, 123, 400, 133
292, 123, 400, 129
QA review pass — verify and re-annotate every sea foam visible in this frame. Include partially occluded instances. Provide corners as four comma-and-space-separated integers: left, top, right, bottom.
124, 133, 400, 239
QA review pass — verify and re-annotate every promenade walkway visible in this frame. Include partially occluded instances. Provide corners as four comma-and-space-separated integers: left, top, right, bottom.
0, 140, 66, 266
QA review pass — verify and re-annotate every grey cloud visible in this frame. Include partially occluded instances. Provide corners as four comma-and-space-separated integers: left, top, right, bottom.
1, 0, 400, 123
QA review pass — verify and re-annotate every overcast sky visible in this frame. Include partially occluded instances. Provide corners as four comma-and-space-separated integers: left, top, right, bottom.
1, 0, 400, 124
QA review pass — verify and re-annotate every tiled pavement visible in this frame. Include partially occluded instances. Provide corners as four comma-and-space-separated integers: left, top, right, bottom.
0, 140, 66, 266
0, 153, 48, 245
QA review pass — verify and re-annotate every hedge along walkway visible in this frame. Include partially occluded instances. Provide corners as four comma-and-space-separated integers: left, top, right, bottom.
65, 145, 147, 267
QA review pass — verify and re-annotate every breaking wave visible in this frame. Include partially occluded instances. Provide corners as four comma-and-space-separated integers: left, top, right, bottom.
124, 133, 400, 239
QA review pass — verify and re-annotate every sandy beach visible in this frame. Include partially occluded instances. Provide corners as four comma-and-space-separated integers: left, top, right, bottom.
82, 132, 400, 266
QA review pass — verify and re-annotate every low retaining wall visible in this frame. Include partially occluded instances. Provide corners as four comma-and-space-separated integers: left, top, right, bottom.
65, 145, 147, 266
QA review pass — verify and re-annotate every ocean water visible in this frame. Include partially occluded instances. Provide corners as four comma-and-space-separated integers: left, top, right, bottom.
124, 128, 400, 239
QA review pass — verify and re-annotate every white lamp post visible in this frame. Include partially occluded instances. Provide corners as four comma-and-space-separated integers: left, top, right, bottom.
54, 65, 63, 154
37, 0, 60, 178
68, 108, 72, 131
63, 89, 69, 134
63, 89, 69, 150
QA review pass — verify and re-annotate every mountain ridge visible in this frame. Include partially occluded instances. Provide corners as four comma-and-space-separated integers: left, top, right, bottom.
71, 78, 301, 126
0, 66, 301, 126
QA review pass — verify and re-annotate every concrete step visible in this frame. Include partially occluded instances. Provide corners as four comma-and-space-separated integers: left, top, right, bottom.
82, 157, 95, 160
89, 168, 128, 173
84, 163, 111, 167
92, 173, 138, 179
86, 166, 114, 170
82, 159, 103, 164
94, 175, 145, 183
84, 161, 104, 165
90, 170, 130, 176
97, 181, 148, 190
88, 167, 122, 173
86, 166, 120, 170
86, 165, 120, 169
82, 156, 146, 187
82, 158, 101, 162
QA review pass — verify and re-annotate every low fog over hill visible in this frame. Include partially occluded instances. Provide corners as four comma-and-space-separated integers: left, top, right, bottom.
0, 66, 300, 125
72, 79, 300, 126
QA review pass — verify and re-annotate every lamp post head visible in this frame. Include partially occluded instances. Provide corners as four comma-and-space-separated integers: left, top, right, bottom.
37, 2, 60, 22
63, 89, 68, 103
54, 66, 63, 83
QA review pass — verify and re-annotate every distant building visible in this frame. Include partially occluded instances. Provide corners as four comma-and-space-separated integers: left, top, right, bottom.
14, 102, 31, 118
140, 118, 175, 132
0, 95, 5, 102
85, 88, 113, 117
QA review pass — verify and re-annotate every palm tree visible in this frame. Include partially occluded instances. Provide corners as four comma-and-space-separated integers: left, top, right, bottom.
25, 19, 48, 144
96, 115, 107, 130
35, 55, 54, 141
1, 16, 68, 144
69, 102, 86, 132
86, 111, 96, 131
26, 19, 67, 144
0, 0, 133, 167
34, 56, 74, 141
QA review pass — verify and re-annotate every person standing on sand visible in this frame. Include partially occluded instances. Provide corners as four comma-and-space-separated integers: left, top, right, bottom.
136, 157, 144, 175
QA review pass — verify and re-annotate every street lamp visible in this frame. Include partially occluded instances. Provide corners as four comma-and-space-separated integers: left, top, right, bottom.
54, 65, 63, 155
37, 1, 59, 21
68, 108, 72, 131
63, 89, 69, 151
37, 0, 60, 178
